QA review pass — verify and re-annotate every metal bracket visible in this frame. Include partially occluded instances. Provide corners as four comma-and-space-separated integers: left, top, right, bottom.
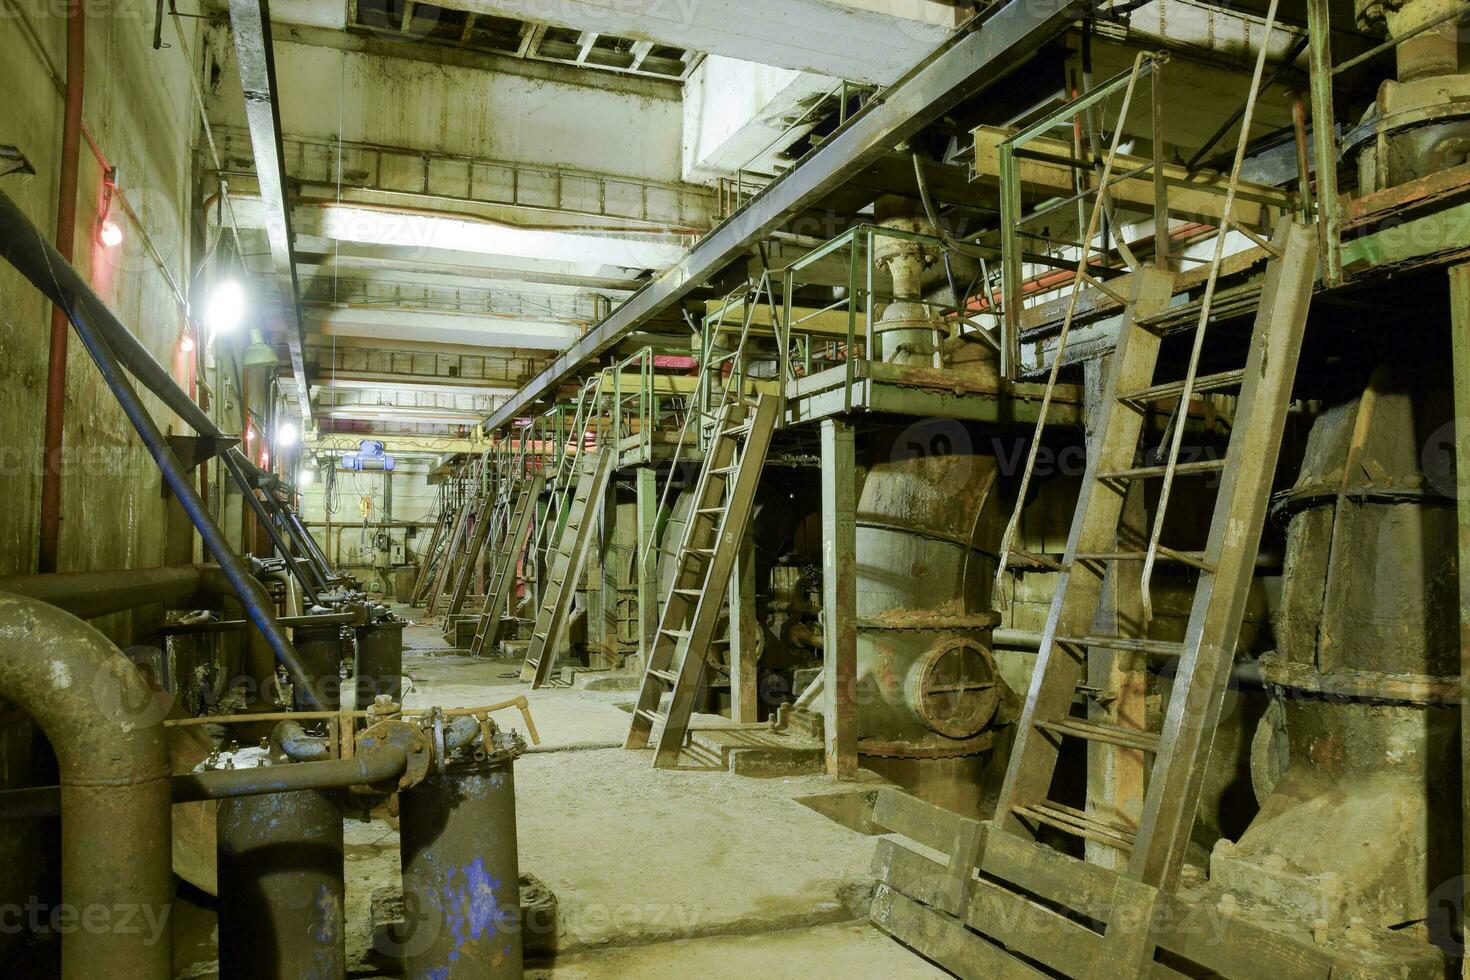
0, 146, 34, 179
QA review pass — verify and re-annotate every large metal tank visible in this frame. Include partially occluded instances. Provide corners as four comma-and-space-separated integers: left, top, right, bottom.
215, 748, 346, 980
1347, 0, 1470, 191
1212, 362, 1460, 940
398, 723, 525, 979
853, 424, 1004, 814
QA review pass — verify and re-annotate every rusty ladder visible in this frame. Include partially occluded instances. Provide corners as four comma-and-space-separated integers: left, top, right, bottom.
469, 474, 544, 658
520, 449, 616, 688
624, 392, 781, 767
973, 3, 1321, 972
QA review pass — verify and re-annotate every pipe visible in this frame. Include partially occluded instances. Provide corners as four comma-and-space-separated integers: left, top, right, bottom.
222, 449, 322, 602
0, 192, 327, 710
39, 0, 85, 573
0, 743, 408, 817
0, 193, 227, 441
173, 743, 406, 802
0, 565, 203, 619
156, 610, 359, 635
0, 592, 172, 978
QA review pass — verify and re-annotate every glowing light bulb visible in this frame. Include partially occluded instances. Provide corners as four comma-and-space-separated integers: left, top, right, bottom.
98, 219, 123, 248
180, 333, 195, 353
206, 280, 245, 334
276, 421, 299, 448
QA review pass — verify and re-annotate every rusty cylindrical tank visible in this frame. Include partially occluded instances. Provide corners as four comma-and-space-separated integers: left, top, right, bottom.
215, 744, 346, 980
354, 613, 406, 708
398, 721, 525, 978
1211, 362, 1460, 944
852, 424, 1004, 815
293, 620, 345, 711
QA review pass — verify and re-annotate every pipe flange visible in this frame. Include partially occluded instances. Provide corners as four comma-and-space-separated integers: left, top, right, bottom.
1257, 654, 1459, 706
858, 730, 996, 759
356, 719, 431, 790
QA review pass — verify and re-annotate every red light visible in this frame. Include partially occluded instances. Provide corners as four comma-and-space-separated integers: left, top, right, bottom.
98, 219, 123, 248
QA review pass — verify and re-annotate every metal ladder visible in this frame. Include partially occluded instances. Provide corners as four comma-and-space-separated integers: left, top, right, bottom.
987, 0, 1318, 902
424, 490, 474, 616
624, 392, 781, 767
442, 480, 509, 628
528, 375, 605, 609
993, 217, 1315, 891
520, 449, 616, 688
469, 474, 544, 658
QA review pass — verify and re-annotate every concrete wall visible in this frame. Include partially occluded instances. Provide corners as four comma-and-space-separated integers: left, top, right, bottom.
298, 459, 439, 596
0, 0, 202, 962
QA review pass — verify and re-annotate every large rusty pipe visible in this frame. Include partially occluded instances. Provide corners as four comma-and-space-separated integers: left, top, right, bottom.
38, 0, 84, 574
0, 592, 172, 979
0, 565, 203, 619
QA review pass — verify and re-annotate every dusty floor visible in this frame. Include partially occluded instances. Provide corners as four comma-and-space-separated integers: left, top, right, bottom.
169, 612, 943, 977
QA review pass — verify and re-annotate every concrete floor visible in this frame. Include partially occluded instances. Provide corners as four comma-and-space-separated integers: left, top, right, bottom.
170, 614, 942, 977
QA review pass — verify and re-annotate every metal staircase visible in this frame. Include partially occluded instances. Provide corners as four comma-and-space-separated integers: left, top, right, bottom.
623, 392, 780, 767
441, 481, 508, 628
942, 3, 1321, 970
520, 449, 616, 687
995, 218, 1314, 889
468, 474, 544, 657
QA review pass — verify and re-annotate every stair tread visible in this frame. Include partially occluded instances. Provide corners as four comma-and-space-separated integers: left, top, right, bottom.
1013, 801, 1137, 850
1098, 457, 1226, 480
1118, 368, 1245, 403
1036, 716, 1160, 752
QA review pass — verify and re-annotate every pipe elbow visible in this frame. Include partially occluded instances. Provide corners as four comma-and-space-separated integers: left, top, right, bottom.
0, 591, 169, 785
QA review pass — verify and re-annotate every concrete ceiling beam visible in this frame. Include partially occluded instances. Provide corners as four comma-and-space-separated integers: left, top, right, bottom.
453, 0, 964, 84
306, 306, 580, 350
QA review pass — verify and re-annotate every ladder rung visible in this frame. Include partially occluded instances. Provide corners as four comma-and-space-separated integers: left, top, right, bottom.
1097, 458, 1226, 481
1036, 717, 1160, 754
533, 630, 548, 639
722, 422, 754, 438
1118, 369, 1244, 404
1053, 635, 1184, 658
635, 708, 664, 725
697, 506, 727, 516
673, 588, 702, 598
1005, 548, 1065, 571
709, 465, 739, 476
1012, 802, 1136, 852
661, 628, 691, 639
649, 669, 678, 684
1072, 548, 1213, 572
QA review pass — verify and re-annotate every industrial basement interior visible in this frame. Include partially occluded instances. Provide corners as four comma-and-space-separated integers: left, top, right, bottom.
2, 0, 1469, 976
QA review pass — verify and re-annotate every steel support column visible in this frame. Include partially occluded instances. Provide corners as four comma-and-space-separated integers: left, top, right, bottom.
821, 418, 858, 779
1449, 261, 1470, 967
728, 526, 760, 723
635, 467, 659, 669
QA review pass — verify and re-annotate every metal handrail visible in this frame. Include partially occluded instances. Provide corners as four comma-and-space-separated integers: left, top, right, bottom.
1140, 0, 1285, 620
991, 52, 1162, 605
